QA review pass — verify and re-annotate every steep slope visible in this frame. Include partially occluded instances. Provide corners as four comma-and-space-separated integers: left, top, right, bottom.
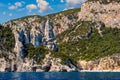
79, 0, 120, 28
0, 0, 120, 72
2, 8, 80, 57
0, 8, 80, 72
54, 21, 120, 63
53, 0, 120, 71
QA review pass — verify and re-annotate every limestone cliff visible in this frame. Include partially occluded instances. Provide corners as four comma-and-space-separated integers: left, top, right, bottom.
79, 0, 120, 28
78, 54, 120, 71
0, 9, 80, 72
0, 0, 120, 72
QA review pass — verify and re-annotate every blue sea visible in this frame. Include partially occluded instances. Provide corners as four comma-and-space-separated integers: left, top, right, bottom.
0, 72, 120, 80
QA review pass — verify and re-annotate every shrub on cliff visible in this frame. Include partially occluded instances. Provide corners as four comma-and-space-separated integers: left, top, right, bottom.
25, 44, 48, 63
52, 21, 120, 64
0, 26, 15, 51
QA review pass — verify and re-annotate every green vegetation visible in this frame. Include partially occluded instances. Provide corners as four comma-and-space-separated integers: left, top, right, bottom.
88, 0, 120, 4
47, 8, 80, 22
47, 8, 80, 18
11, 15, 46, 23
58, 8, 80, 16
25, 44, 48, 63
0, 52, 9, 60
7, 8, 80, 30
2, 6, 120, 65
52, 21, 120, 64
69, 21, 91, 38
11, 8, 80, 24
0, 26, 15, 51
56, 21, 92, 42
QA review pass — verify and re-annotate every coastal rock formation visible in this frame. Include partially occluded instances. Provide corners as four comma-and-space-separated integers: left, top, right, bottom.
0, 9, 80, 71
0, 0, 120, 72
78, 54, 120, 71
3, 12, 79, 57
79, 1, 120, 28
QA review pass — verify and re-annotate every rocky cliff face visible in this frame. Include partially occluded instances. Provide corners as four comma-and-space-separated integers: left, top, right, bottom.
77, 0, 120, 71
0, 0, 120, 72
79, 1, 120, 28
78, 54, 120, 71
3, 11, 79, 56
1, 9, 80, 72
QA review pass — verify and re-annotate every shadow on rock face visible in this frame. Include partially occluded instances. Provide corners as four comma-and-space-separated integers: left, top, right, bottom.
43, 61, 52, 72
12, 64, 17, 72
32, 67, 37, 72
5, 67, 11, 72
60, 69, 67, 72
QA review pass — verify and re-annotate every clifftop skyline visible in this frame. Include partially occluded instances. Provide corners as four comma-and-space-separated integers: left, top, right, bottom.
0, 0, 87, 23
0, 0, 120, 72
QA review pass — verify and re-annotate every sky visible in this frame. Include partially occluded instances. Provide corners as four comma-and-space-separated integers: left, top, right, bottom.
0, 0, 87, 23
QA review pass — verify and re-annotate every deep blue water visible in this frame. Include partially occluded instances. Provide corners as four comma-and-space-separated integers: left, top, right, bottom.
0, 72, 120, 80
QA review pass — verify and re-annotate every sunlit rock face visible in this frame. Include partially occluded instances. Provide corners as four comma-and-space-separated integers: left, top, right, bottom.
6, 0, 120, 58
1, 13, 79, 71
30, 27, 43, 47
44, 20, 55, 41
44, 19, 57, 50
79, 1, 120, 28
3, 12, 79, 56
77, 54, 120, 71
1, 0, 120, 72
14, 30, 25, 57
8, 19, 57, 56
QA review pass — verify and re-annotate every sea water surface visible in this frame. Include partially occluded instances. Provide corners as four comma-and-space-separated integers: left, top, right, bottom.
0, 72, 120, 80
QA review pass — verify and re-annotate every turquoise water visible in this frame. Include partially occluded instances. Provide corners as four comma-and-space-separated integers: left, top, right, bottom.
0, 72, 120, 80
